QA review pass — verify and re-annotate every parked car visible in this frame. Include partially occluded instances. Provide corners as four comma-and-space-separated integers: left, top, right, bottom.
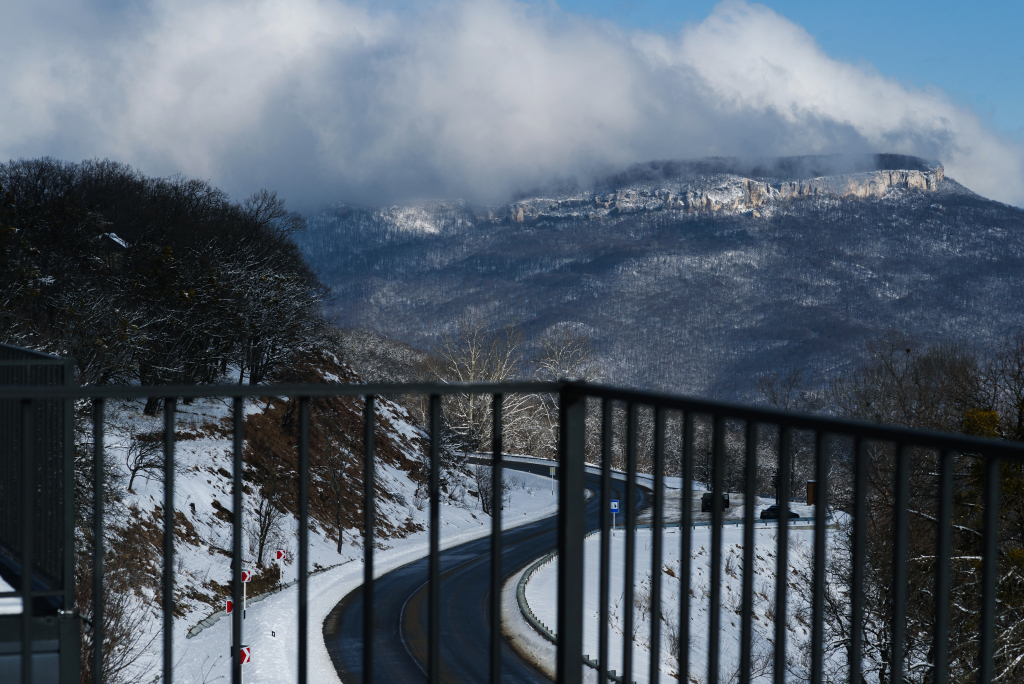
760, 505, 799, 520
700, 492, 730, 512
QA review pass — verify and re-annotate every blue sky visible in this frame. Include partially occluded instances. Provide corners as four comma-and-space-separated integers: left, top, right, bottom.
553, 0, 1023, 138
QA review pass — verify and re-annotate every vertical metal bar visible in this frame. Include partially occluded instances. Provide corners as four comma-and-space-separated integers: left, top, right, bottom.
679, 412, 694, 684
773, 426, 791, 684
599, 399, 612, 684
61, 361, 76, 684
62, 358, 76, 618
556, 387, 586, 684
298, 398, 310, 684
850, 438, 868, 684
623, 403, 638, 684
363, 395, 376, 684
739, 420, 757, 684
891, 444, 911, 684
232, 397, 244, 684
810, 432, 828, 684
20, 399, 33, 684
490, 393, 504, 684
649, 407, 666, 684
708, 416, 725, 684
93, 399, 106, 684
979, 455, 1000, 684
428, 395, 441, 684
163, 398, 176, 684
933, 450, 953, 684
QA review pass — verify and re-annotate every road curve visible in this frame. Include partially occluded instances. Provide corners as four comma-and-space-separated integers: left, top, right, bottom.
323, 462, 651, 683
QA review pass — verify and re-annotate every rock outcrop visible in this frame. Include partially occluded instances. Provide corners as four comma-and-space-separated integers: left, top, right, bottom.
499, 164, 944, 224
770, 168, 943, 202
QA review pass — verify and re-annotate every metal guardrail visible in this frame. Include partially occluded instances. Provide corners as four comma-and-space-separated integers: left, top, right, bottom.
516, 529, 632, 683
1, 378, 1022, 684
184, 558, 357, 640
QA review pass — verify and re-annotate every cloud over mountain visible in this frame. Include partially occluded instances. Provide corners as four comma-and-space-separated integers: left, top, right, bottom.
2, 0, 1021, 208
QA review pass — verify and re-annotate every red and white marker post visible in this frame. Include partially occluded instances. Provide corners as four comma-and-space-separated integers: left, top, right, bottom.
241, 570, 252, 619
226, 598, 234, 647
239, 643, 251, 684
275, 549, 286, 561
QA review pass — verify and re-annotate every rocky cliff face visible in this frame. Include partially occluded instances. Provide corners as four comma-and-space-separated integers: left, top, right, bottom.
498, 164, 945, 224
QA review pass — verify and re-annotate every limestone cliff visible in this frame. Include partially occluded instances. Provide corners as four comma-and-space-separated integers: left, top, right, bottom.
500, 164, 945, 223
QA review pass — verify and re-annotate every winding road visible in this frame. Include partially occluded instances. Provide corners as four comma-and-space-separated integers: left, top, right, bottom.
323, 462, 651, 683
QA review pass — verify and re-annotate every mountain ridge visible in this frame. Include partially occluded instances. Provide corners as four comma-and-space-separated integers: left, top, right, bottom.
297, 154, 1024, 400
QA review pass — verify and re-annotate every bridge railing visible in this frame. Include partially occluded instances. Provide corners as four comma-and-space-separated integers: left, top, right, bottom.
1, 379, 1021, 684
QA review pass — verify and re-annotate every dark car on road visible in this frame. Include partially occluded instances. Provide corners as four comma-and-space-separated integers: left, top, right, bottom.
760, 505, 799, 520
701, 492, 730, 512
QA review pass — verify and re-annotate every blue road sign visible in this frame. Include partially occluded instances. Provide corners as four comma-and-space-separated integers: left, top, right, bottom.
610, 499, 619, 512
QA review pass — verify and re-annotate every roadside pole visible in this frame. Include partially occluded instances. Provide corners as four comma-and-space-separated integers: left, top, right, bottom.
610, 499, 619, 537
550, 465, 555, 495
230, 569, 253, 683
226, 598, 233, 648
242, 570, 252, 619
239, 645, 251, 684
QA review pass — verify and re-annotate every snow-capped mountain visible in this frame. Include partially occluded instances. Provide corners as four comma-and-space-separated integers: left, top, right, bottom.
297, 154, 1024, 399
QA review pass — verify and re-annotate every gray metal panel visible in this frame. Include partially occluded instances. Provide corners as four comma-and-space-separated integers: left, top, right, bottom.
0, 346, 70, 604
0, 614, 74, 684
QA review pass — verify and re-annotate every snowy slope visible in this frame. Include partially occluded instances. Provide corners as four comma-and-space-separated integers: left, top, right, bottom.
525, 511, 836, 684
94, 380, 560, 684
88, 341, 567, 684
173, 468, 559, 683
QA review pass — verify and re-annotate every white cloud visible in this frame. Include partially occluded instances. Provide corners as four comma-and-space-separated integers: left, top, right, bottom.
1, 0, 1021, 208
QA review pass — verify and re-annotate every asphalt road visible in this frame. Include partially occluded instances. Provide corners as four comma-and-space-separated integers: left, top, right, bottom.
323, 462, 651, 684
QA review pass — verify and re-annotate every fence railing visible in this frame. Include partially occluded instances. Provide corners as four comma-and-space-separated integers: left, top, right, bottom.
2, 379, 1022, 684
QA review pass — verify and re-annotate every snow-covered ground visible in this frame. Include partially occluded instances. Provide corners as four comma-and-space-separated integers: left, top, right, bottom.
525, 514, 832, 684
0, 575, 20, 614
172, 466, 559, 683
88, 370, 563, 684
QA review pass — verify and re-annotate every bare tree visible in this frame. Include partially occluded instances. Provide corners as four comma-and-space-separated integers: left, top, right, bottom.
427, 318, 535, 453
323, 447, 355, 553
531, 324, 601, 458
757, 368, 822, 413
78, 567, 158, 684
826, 331, 984, 432
820, 330, 1024, 684
246, 478, 287, 569
985, 327, 1024, 440
122, 426, 162, 493
534, 324, 601, 383
472, 465, 509, 516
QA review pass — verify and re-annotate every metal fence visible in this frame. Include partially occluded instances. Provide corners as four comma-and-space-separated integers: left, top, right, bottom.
2, 379, 1022, 684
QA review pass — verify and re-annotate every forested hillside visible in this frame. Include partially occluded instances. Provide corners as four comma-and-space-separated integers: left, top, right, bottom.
0, 158, 454, 683
1, 157, 324, 398
297, 154, 1024, 400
